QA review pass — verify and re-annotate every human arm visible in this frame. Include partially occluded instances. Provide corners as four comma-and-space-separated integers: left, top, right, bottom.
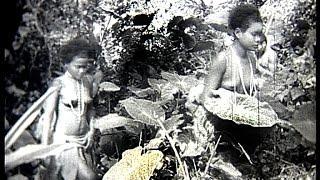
85, 70, 103, 150
199, 54, 226, 104
92, 70, 103, 97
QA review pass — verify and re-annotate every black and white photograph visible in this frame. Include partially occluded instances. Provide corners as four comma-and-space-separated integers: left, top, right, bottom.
4, 0, 316, 179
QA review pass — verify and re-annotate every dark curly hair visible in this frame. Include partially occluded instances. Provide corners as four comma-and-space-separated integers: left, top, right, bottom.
59, 37, 101, 64
290, 36, 306, 48
294, 19, 310, 31
228, 4, 262, 31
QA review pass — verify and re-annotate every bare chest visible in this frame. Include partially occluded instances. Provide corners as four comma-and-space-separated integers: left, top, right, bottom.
222, 56, 256, 93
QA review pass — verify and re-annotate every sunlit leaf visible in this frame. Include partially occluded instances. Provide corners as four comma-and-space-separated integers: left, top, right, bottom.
161, 71, 199, 93
161, 83, 179, 101
95, 113, 135, 133
163, 114, 184, 132
103, 147, 163, 180
147, 78, 168, 92
180, 75, 200, 93
148, 78, 178, 101
99, 82, 120, 92
5, 143, 77, 171
128, 87, 155, 98
161, 72, 181, 84
120, 97, 165, 126
7, 174, 28, 180
180, 140, 205, 157
124, 122, 144, 135
276, 89, 290, 102
211, 158, 242, 178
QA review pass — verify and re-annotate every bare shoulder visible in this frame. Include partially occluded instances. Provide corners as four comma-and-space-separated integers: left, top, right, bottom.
49, 77, 63, 91
207, 51, 227, 72
51, 77, 62, 87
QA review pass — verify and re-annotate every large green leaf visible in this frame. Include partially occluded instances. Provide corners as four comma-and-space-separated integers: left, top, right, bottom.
5, 143, 77, 171
128, 87, 155, 98
148, 78, 178, 101
163, 114, 184, 132
160, 72, 181, 84
99, 82, 121, 92
5, 86, 60, 150
148, 71, 199, 101
12, 131, 36, 150
94, 113, 135, 133
119, 97, 165, 126
7, 174, 28, 180
204, 88, 287, 127
161, 71, 199, 93
147, 78, 168, 92
291, 103, 316, 143
210, 158, 242, 179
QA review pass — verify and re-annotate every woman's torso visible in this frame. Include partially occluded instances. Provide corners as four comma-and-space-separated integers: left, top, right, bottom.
220, 48, 257, 95
54, 72, 93, 136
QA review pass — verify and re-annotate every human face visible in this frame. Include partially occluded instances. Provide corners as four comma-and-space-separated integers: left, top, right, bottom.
66, 55, 93, 80
236, 22, 265, 52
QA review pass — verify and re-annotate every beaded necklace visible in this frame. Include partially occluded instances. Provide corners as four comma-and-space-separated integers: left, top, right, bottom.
236, 53, 257, 97
66, 72, 85, 120
230, 48, 257, 97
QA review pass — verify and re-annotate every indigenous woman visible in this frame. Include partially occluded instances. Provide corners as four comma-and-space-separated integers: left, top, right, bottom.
40, 37, 102, 180
188, 4, 273, 145
200, 4, 265, 100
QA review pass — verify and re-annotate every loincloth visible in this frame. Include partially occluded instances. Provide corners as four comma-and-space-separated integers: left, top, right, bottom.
44, 133, 97, 180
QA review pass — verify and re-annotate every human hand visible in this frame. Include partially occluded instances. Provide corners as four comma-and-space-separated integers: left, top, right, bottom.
85, 119, 97, 151
197, 89, 221, 105
188, 84, 204, 104
85, 130, 94, 151
253, 77, 265, 91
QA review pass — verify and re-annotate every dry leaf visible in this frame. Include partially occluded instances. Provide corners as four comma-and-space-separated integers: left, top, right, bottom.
103, 147, 163, 180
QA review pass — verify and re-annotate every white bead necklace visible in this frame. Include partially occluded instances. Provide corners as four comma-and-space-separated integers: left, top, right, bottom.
67, 74, 85, 120
230, 48, 257, 97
